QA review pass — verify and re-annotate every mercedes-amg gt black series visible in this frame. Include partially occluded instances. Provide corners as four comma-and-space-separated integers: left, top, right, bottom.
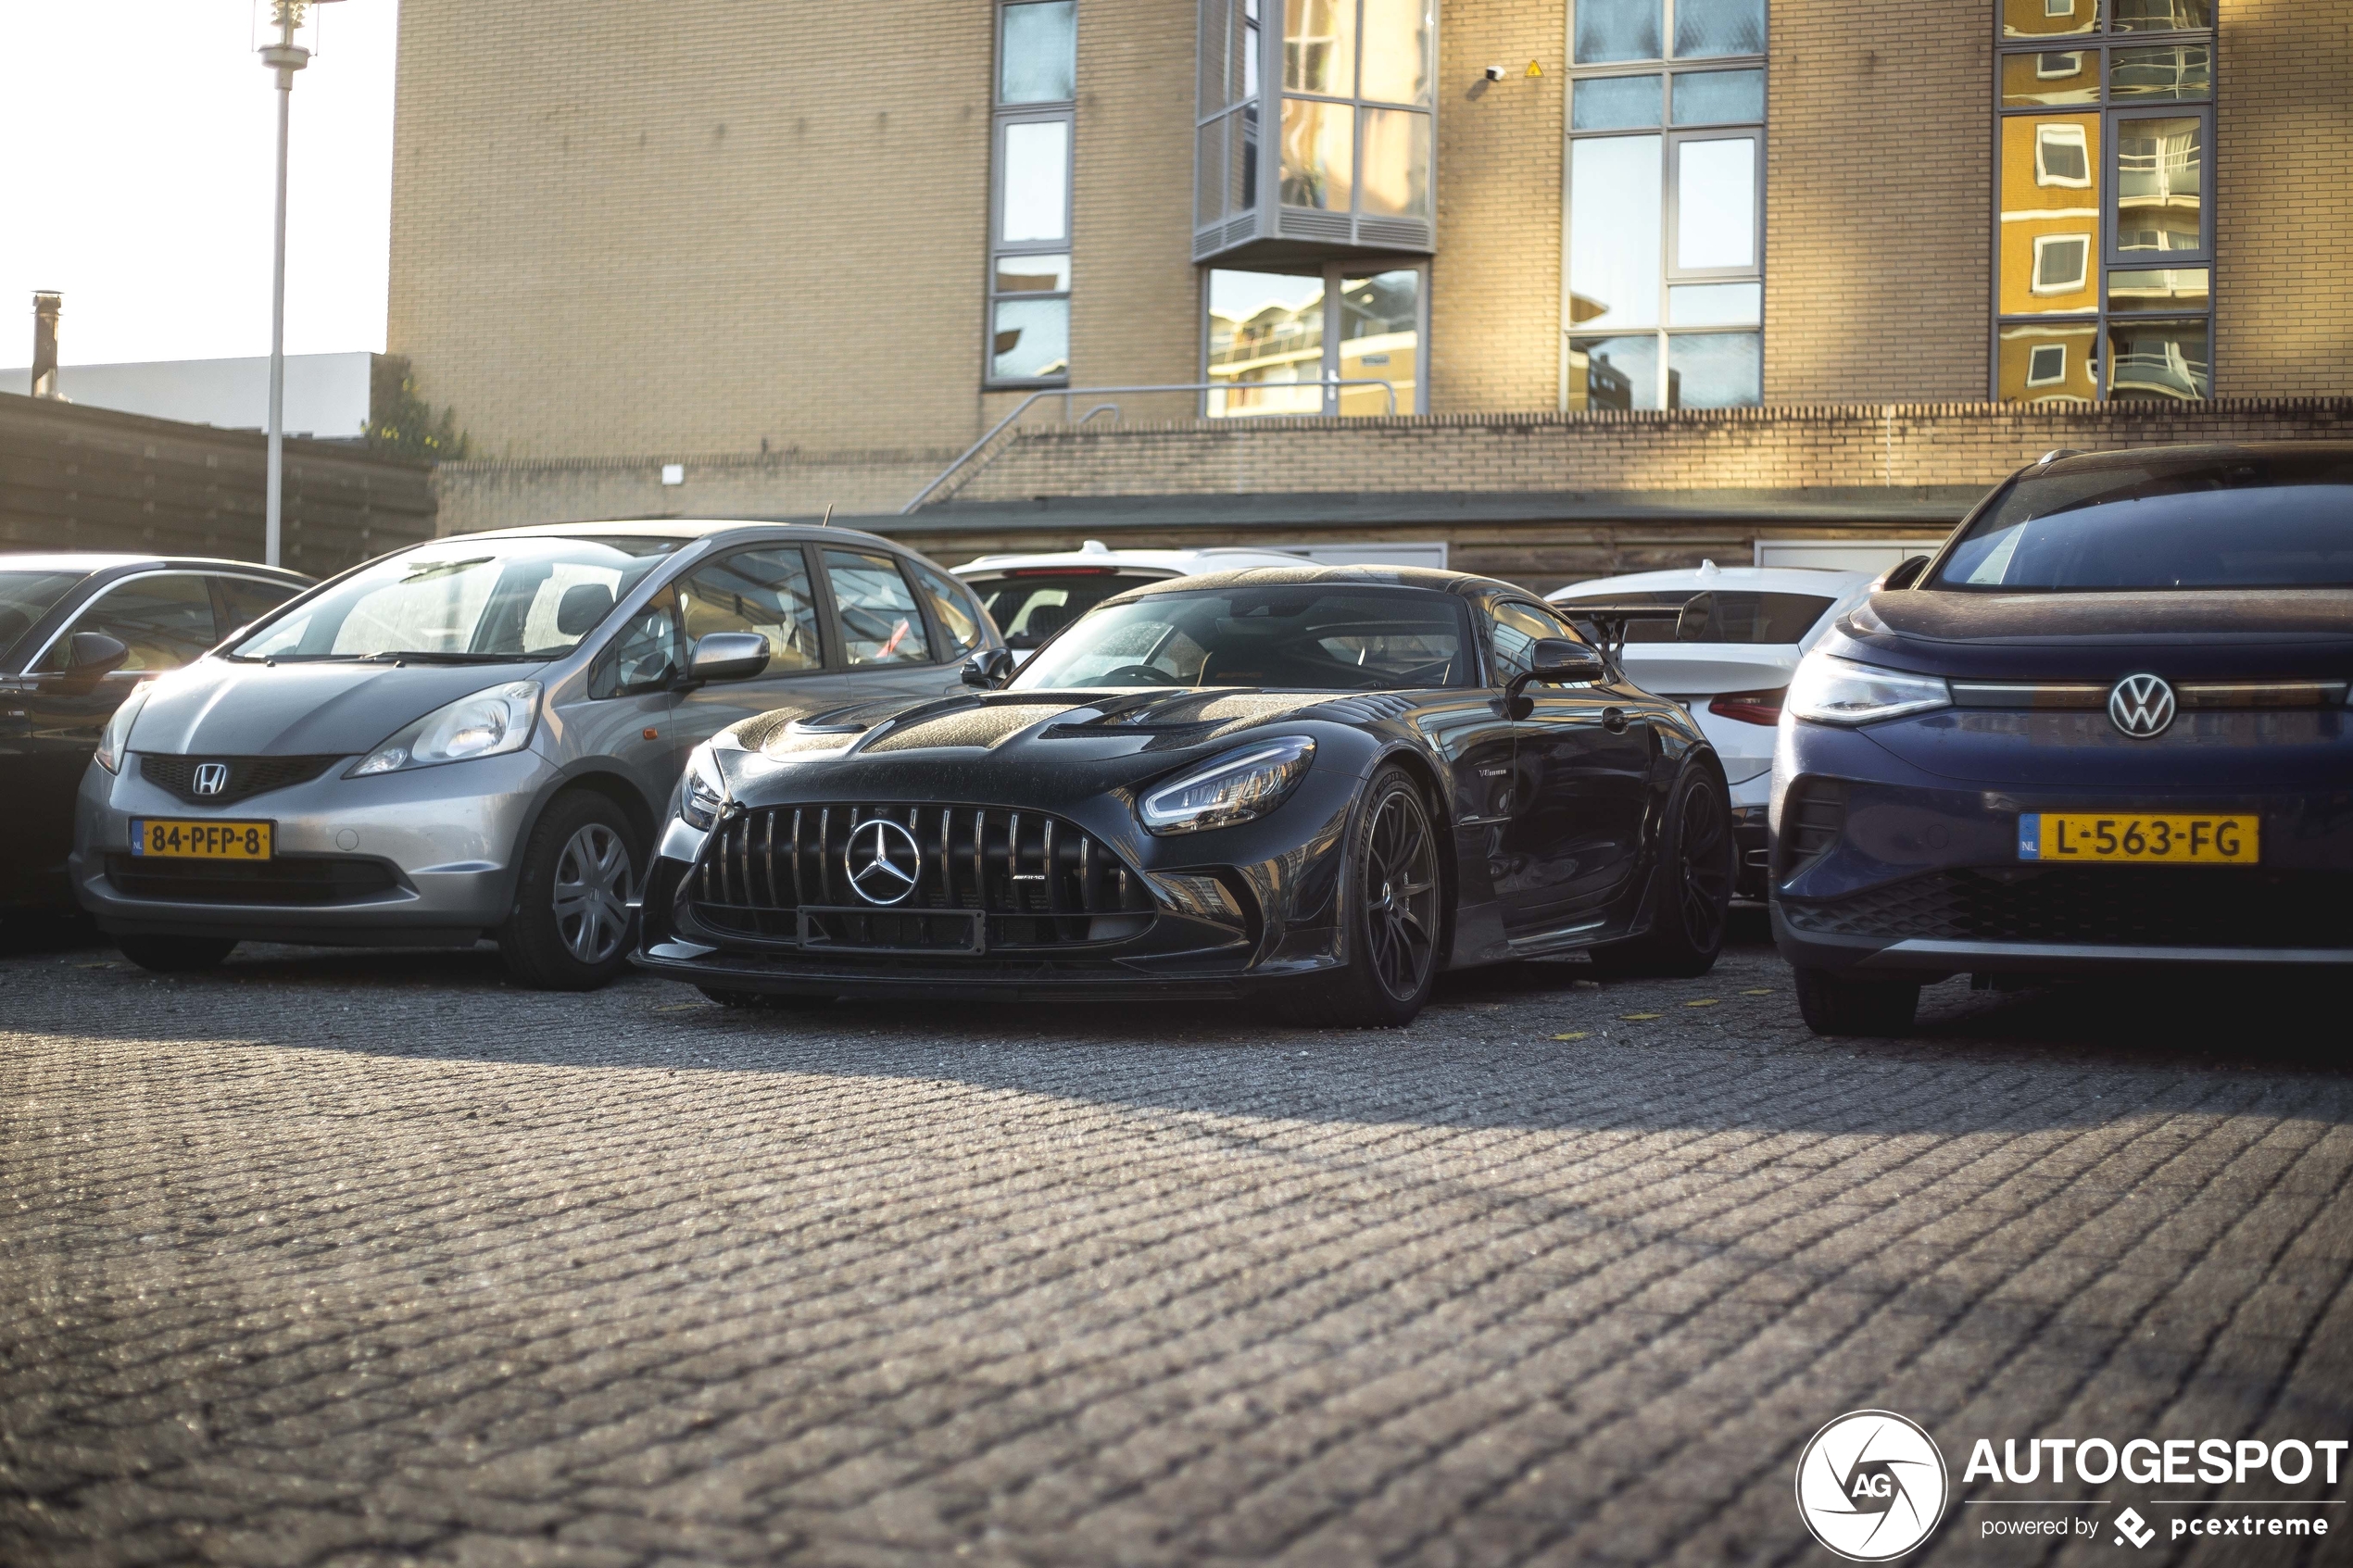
1773, 443, 2353, 1036
636, 567, 1735, 1025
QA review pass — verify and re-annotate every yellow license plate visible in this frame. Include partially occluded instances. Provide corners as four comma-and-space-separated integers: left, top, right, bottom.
2019, 812, 2257, 864
130, 819, 274, 860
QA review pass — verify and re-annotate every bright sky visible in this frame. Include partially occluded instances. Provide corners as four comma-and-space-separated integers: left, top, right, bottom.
0, 1, 399, 367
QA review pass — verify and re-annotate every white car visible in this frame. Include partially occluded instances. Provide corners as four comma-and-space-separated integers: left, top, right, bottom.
1549, 561, 1872, 898
955, 541, 1328, 658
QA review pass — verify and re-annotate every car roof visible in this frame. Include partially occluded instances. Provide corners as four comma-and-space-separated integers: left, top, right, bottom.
1119, 563, 1516, 597
2032, 440, 2353, 476
453, 518, 904, 551
955, 542, 1312, 575
0, 551, 308, 578
1548, 563, 1871, 600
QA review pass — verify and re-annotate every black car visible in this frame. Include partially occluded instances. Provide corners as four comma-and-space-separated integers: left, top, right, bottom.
1772, 443, 2353, 1035
0, 554, 309, 911
636, 567, 1736, 1026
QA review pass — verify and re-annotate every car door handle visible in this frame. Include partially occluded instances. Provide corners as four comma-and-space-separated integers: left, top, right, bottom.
1603, 707, 1629, 733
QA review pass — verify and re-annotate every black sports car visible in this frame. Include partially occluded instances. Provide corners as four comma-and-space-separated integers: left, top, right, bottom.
635, 567, 1734, 1025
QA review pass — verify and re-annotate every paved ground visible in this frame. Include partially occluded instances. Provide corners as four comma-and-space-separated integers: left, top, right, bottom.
3, 915, 2350, 1568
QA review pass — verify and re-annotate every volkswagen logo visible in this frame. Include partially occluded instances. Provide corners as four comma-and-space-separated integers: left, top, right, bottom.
845, 817, 922, 905
191, 762, 230, 797
2108, 673, 2176, 738
1794, 1410, 1949, 1561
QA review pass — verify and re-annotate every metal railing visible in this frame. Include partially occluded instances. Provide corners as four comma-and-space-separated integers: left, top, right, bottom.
901, 378, 1400, 514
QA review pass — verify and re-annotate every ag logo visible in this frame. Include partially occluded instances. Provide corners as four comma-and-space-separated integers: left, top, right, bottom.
1794, 1411, 1949, 1561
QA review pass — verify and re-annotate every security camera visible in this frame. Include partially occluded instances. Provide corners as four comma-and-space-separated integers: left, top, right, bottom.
1484, 64, 1506, 81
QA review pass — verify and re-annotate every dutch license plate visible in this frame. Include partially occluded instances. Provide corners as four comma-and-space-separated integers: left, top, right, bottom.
130, 819, 273, 860
2018, 812, 2258, 864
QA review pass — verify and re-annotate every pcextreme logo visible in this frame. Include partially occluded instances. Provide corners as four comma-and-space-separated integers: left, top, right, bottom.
1795, 1411, 1951, 1561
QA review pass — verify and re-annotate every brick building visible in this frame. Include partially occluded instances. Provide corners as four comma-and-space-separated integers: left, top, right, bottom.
390, 0, 2350, 583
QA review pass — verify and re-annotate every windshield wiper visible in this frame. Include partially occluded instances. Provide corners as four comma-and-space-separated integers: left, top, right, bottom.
353, 650, 541, 664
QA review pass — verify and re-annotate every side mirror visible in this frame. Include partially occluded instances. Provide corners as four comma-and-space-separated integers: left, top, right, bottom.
1505, 637, 1605, 717
1878, 554, 1931, 591
63, 632, 132, 685
962, 647, 1016, 689
686, 632, 770, 684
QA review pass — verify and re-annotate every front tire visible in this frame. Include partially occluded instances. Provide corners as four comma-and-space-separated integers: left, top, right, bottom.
116, 935, 237, 973
498, 792, 640, 991
1793, 966, 1919, 1036
1279, 766, 1442, 1028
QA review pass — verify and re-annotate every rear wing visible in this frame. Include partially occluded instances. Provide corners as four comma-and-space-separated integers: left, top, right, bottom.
1552, 601, 1686, 672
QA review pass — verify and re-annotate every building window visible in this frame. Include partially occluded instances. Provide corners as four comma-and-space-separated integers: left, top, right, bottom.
990, 1, 1076, 386
1194, 0, 1435, 262
1562, 0, 1767, 411
1994, 0, 2212, 401
1204, 263, 1423, 416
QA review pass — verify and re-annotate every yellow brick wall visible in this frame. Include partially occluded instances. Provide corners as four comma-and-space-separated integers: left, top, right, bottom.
1430, 0, 1564, 412
2215, 0, 2353, 395
1764, 2, 1991, 401
388, 0, 997, 460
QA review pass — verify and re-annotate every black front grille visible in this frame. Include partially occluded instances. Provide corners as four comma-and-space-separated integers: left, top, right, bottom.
1778, 778, 1848, 874
106, 854, 401, 906
1780, 866, 2353, 949
139, 754, 342, 807
688, 803, 1155, 950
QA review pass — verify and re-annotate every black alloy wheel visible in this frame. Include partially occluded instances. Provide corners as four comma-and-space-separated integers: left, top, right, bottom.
1283, 766, 1442, 1028
1592, 761, 1735, 979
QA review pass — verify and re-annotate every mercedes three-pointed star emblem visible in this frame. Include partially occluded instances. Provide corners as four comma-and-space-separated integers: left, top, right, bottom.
845, 817, 923, 905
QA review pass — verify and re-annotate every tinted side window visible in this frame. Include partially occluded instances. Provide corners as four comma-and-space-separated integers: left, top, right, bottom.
1487, 599, 1564, 685
44, 573, 218, 672
678, 548, 824, 671
824, 549, 933, 666
212, 576, 299, 643
912, 560, 986, 655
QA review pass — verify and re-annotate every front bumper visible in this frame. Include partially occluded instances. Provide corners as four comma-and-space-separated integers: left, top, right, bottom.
633, 783, 1359, 998
71, 750, 552, 944
1769, 723, 2353, 979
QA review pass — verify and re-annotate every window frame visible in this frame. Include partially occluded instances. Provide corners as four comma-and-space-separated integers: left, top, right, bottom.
1200, 257, 1430, 417
27, 569, 225, 676
812, 546, 953, 671
672, 542, 837, 680
1990, 3, 2215, 402
988, 1, 1077, 391
1561, 1, 1768, 413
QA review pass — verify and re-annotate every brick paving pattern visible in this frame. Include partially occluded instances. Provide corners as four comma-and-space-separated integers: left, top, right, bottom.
3, 925, 2348, 1566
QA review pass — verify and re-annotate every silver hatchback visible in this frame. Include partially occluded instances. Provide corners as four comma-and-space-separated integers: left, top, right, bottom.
70, 520, 997, 986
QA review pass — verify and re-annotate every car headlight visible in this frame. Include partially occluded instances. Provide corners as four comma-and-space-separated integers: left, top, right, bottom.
346, 680, 541, 777
1786, 654, 1950, 726
677, 743, 727, 830
1139, 737, 1315, 835
94, 679, 157, 773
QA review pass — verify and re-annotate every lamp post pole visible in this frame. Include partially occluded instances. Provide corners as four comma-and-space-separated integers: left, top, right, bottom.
259, 3, 312, 569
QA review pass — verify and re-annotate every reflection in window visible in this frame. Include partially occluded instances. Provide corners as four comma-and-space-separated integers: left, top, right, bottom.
1994, 0, 2214, 402
990, 1, 1076, 385
1676, 138, 1756, 270
2108, 317, 2209, 400
1668, 282, 1760, 327
1284, 0, 1354, 94
1572, 73, 1661, 130
1567, 335, 1660, 410
1567, 135, 1662, 330
823, 551, 932, 666
49, 574, 216, 672
679, 549, 823, 671
1208, 270, 1327, 415
1575, 0, 1661, 63
1671, 69, 1763, 124
1358, 0, 1433, 103
1673, 0, 1765, 58
1338, 270, 1418, 414
1359, 107, 1430, 217
1279, 97, 1353, 207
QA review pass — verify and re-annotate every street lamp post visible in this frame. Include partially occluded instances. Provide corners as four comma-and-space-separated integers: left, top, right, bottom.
258, 0, 342, 568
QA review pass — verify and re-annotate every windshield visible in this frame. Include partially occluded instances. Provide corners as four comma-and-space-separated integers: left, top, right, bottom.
966, 570, 1167, 648
1010, 586, 1472, 691
0, 571, 87, 659
1555, 587, 1834, 644
1931, 452, 2353, 591
232, 536, 680, 661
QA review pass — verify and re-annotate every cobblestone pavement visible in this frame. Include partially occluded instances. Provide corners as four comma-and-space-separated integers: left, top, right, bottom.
4, 918, 2350, 1568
